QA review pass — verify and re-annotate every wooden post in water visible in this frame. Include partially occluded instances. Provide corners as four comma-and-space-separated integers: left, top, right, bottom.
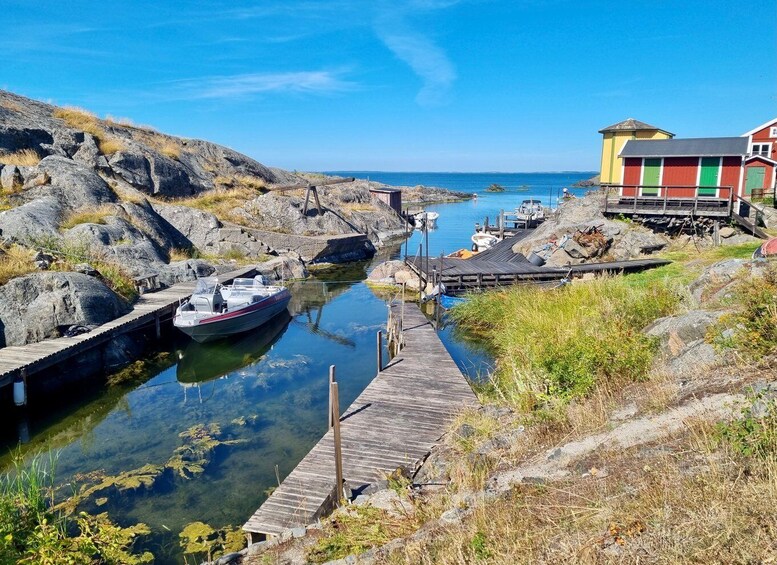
484, 215, 489, 234
499, 209, 505, 239
328, 365, 336, 430
376, 331, 383, 373
418, 243, 424, 300
331, 381, 344, 506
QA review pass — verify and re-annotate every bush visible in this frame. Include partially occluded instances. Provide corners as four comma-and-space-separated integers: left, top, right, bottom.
713, 264, 777, 359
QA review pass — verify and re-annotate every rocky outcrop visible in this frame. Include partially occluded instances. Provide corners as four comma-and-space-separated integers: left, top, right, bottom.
511, 193, 669, 265
644, 310, 726, 374
0, 272, 129, 347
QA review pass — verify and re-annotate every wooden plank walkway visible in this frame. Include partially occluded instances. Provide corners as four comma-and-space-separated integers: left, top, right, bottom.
0, 265, 257, 388
243, 303, 478, 538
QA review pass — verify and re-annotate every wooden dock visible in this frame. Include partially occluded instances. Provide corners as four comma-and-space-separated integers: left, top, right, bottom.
406, 238, 671, 294
242, 303, 478, 539
0, 265, 258, 389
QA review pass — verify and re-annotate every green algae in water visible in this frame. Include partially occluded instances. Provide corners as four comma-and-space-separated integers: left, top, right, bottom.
179, 521, 245, 561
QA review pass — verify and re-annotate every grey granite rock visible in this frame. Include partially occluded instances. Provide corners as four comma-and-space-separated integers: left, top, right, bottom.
0, 272, 128, 347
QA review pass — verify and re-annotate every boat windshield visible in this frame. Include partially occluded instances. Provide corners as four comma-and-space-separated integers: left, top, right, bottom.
232, 278, 255, 289
194, 277, 219, 295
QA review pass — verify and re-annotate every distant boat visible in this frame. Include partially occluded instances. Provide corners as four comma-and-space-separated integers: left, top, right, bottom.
414, 210, 439, 229
516, 185, 531, 192
173, 276, 291, 343
471, 232, 498, 251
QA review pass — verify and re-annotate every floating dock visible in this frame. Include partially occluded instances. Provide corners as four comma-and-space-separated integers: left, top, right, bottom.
0, 265, 258, 389
242, 303, 478, 540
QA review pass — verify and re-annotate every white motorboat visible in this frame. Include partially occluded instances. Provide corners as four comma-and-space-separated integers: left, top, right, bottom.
414, 210, 439, 229
471, 232, 498, 251
516, 199, 545, 222
173, 276, 291, 343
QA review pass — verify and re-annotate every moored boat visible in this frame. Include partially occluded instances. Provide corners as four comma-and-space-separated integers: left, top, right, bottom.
516, 199, 545, 222
173, 276, 291, 343
471, 232, 499, 251
414, 210, 439, 229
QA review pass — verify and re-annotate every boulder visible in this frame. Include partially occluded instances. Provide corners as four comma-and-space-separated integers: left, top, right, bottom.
644, 310, 725, 358
0, 195, 64, 241
0, 272, 129, 347
687, 259, 767, 303
156, 259, 216, 287
0, 165, 22, 191
72, 132, 101, 168
152, 203, 222, 251
255, 255, 308, 282
562, 238, 590, 259
30, 156, 116, 209
367, 260, 405, 282
719, 226, 736, 238
108, 150, 153, 190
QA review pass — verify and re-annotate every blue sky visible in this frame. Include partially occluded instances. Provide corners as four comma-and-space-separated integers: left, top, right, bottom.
3, 0, 776, 172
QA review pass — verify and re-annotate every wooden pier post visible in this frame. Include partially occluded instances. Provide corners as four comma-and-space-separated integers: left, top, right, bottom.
155, 313, 161, 339
376, 331, 383, 373
331, 381, 344, 506
499, 209, 505, 239
328, 365, 336, 430
418, 243, 424, 298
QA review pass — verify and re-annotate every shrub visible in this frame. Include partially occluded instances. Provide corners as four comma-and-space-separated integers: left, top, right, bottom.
0, 148, 41, 166
716, 391, 777, 459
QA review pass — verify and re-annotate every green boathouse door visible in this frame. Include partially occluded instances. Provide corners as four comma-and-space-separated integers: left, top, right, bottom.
745, 167, 765, 196
641, 158, 661, 196
698, 157, 720, 196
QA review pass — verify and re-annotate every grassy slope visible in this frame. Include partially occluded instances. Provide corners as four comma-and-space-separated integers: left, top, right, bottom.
286, 241, 777, 565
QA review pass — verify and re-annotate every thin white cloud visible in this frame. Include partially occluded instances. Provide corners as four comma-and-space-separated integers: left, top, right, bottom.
167, 70, 357, 100
374, 1, 459, 106
378, 31, 456, 105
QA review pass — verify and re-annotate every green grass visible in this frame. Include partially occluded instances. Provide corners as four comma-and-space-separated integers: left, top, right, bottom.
450, 276, 681, 411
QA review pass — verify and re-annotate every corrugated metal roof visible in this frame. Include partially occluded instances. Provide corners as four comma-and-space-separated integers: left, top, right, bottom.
620, 137, 749, 158
598, 118, 673, 135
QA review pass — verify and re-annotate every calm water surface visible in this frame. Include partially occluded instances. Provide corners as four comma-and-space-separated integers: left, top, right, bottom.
0, 172, 589, 563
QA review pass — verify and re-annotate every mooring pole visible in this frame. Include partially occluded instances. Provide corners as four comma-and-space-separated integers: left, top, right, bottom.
499, 209, 505, 239
328, 365, 336, 430
331, 381, 344, 506
376, 331, 383, 373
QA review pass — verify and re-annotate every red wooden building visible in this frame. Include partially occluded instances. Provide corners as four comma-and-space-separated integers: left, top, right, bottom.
742, 118, 777, 197
618, 137, 749, 200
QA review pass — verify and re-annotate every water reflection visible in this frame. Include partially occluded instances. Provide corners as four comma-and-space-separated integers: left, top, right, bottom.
176, 311, 292, 385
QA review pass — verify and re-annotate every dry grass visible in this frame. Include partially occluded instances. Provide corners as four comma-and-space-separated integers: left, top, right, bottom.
59, 205, 116, 230
0, 244, 37, 285
381, 418, 777, 565
168, 247, 197, 262
173, 188, 257, 225
52, 107, 125, 155
215, 175, 267, 192
0, 148, 41, 167
159, 140, 181, 160
0, 99, 23, 112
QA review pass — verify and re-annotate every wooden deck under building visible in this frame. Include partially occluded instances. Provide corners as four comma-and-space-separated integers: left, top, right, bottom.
242, 303, 478, 539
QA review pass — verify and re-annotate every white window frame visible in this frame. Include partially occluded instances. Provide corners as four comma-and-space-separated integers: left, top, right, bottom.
770, 126, 777, 138
752, 142, 771, 157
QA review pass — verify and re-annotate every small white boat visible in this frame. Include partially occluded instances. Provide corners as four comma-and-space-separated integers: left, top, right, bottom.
414, 211, 439, 229
516, 199, 545, 222
471, 232, 499, 251
174, 276, 291, 343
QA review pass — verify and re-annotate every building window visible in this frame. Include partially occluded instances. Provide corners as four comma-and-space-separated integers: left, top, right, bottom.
752, 143, 771, 157
770, 127, 777, 138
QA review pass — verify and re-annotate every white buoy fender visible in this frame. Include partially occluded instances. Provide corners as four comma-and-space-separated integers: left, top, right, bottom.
13, 373, 27, 407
